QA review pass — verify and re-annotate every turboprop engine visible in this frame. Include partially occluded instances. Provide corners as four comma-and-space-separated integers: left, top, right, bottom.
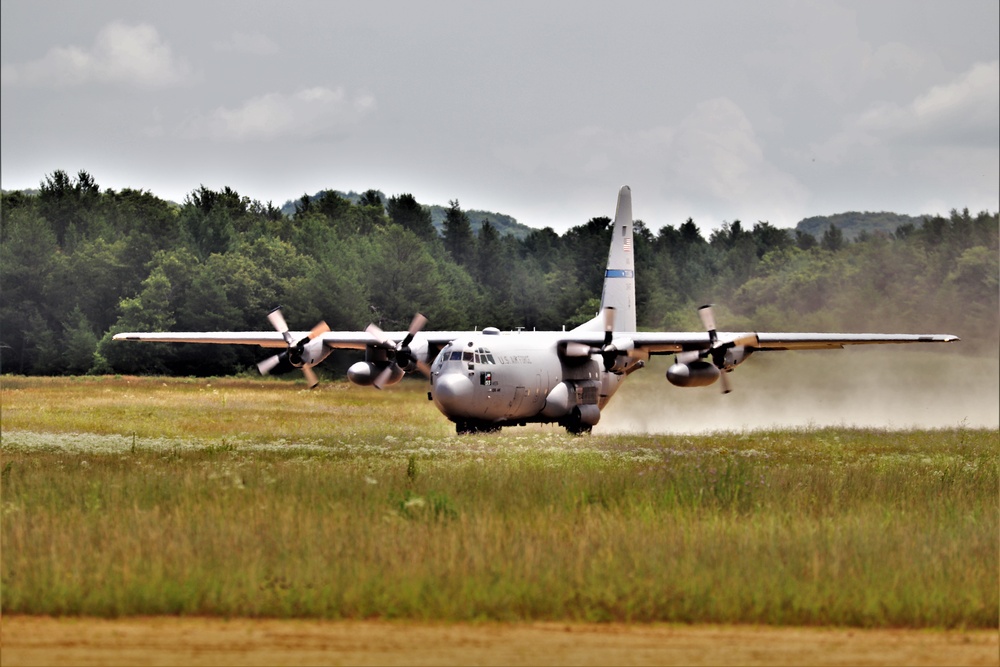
558, 308, 644, 375
354, 313, 430, 389
665, 305, 759, 394
256, 307, 332, 388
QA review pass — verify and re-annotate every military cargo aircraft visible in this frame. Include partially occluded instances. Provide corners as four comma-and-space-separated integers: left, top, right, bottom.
115, 186, 959, 434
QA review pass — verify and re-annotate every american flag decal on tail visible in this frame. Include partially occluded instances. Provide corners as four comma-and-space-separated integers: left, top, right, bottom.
623, 237, 632, 253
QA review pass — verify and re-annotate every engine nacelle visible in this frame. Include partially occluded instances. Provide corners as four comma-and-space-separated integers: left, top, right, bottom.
347, 361, 404, 387
606, 356, 629, 374
396, 338, 429, 373
666, 360, 720, 388
541, 381, 573, 418
297, 337, 332, 367
723, 345, 753, 370
575, 403, 601, 426
269, 338, 332, 375
347, 361, 378, 386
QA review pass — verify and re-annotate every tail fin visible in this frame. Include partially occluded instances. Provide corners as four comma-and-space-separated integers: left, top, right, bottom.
575, 185, 637, 333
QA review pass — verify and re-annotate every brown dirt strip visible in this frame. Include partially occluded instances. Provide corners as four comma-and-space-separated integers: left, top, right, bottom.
1, 616, 997, 666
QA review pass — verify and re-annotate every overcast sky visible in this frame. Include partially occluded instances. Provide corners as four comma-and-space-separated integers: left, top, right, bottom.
2, 1, 997, 232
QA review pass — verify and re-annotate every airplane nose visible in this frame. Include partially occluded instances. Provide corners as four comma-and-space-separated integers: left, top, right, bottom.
432, 372, 474, 416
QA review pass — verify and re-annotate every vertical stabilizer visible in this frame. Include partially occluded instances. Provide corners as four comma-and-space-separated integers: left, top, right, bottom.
575, 186, 637, 333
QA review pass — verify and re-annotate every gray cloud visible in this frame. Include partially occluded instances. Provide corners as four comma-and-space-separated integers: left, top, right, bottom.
856, 61, 1000, 145
211, 31, 279, 56
1, 21, 190, 88
183, 86, 377, 142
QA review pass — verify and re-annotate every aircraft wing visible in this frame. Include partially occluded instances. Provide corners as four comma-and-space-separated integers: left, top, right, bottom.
116, 329, 960, 352
557, 331, 959, 354
112, 330, 471, 350
634, 331, 959, 353
316, 330, 472, 351
751, 332, 960, 350
113, 331, 291, 348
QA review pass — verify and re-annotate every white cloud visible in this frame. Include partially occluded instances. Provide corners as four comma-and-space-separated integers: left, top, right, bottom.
865, 42, 939, 83
797, 60, 1000, 216
212, 32, 279, 56
494, 97, 807, 226
0, 21, 190, 88
856, 61, 999, 144
812, 60, 1000, 168
186, 86, 377, 141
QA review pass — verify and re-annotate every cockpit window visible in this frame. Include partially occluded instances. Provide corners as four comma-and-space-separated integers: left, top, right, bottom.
441, 345, 495, 365
470, 348, 496, 364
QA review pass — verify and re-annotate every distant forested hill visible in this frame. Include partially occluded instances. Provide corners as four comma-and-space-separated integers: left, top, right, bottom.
280, 190, 383, 217
795, 212, 927, 241
280, 190, 533, 239
427, 205, 532, 239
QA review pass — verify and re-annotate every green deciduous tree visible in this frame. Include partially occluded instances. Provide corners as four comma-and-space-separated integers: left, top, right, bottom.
38, 169, 101, 247
442, 200, 474, 266
61, 305, 99, 374
387, 193, 436, 241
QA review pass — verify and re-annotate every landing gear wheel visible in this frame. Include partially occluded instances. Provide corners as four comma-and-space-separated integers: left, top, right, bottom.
563, 408, 593, 436
455, 420, 502, 435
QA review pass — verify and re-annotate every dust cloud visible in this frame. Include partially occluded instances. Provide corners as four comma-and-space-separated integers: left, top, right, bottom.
597, 347, 1000, 434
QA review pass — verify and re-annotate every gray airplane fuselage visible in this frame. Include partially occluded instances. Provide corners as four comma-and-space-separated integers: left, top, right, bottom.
430, 330, 627, 433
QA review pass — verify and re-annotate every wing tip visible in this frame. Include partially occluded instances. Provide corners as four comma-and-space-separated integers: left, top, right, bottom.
924, 334, 961, 343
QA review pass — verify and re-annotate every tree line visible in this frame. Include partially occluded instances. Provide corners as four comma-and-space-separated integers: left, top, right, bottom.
1, 170, 996, 377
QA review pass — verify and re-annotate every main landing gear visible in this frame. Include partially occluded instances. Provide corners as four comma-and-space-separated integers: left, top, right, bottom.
454, 420, 502, 435
560, 406, 596, 436
563, 421, 593, 436
453, 415, 594, 436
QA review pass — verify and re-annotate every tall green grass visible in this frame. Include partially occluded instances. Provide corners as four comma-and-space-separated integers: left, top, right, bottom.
1, 376, 997, 627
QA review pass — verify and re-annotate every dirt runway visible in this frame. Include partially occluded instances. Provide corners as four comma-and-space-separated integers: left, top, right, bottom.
2, 616, 997, 666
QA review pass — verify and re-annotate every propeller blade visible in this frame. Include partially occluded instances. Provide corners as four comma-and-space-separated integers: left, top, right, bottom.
267, 307, 289, 333
676, 350, 701, 364
365, 323, 390, 347
408, 313, 428, 336
302, 365, 319, 389
257, 354, 281, 376
719, 370, 732, 394
698, 304, 718, 343
602, 307, 615, 332
416, 360, 432, 378
308, 321, 330, 339
266, 307, 297, 346
602, 307, 615, 346
399, 313, 429, 349
372, 364, 396, 390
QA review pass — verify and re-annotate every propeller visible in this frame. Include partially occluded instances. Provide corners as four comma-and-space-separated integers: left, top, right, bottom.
600, 307, 623, 372
256, 307, 330, 388
560, 307, 635, 373
365, 313, 429, 389
693, 304, 758, 394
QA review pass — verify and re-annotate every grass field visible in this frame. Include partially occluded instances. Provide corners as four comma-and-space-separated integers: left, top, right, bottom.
1, 375, 997, 628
